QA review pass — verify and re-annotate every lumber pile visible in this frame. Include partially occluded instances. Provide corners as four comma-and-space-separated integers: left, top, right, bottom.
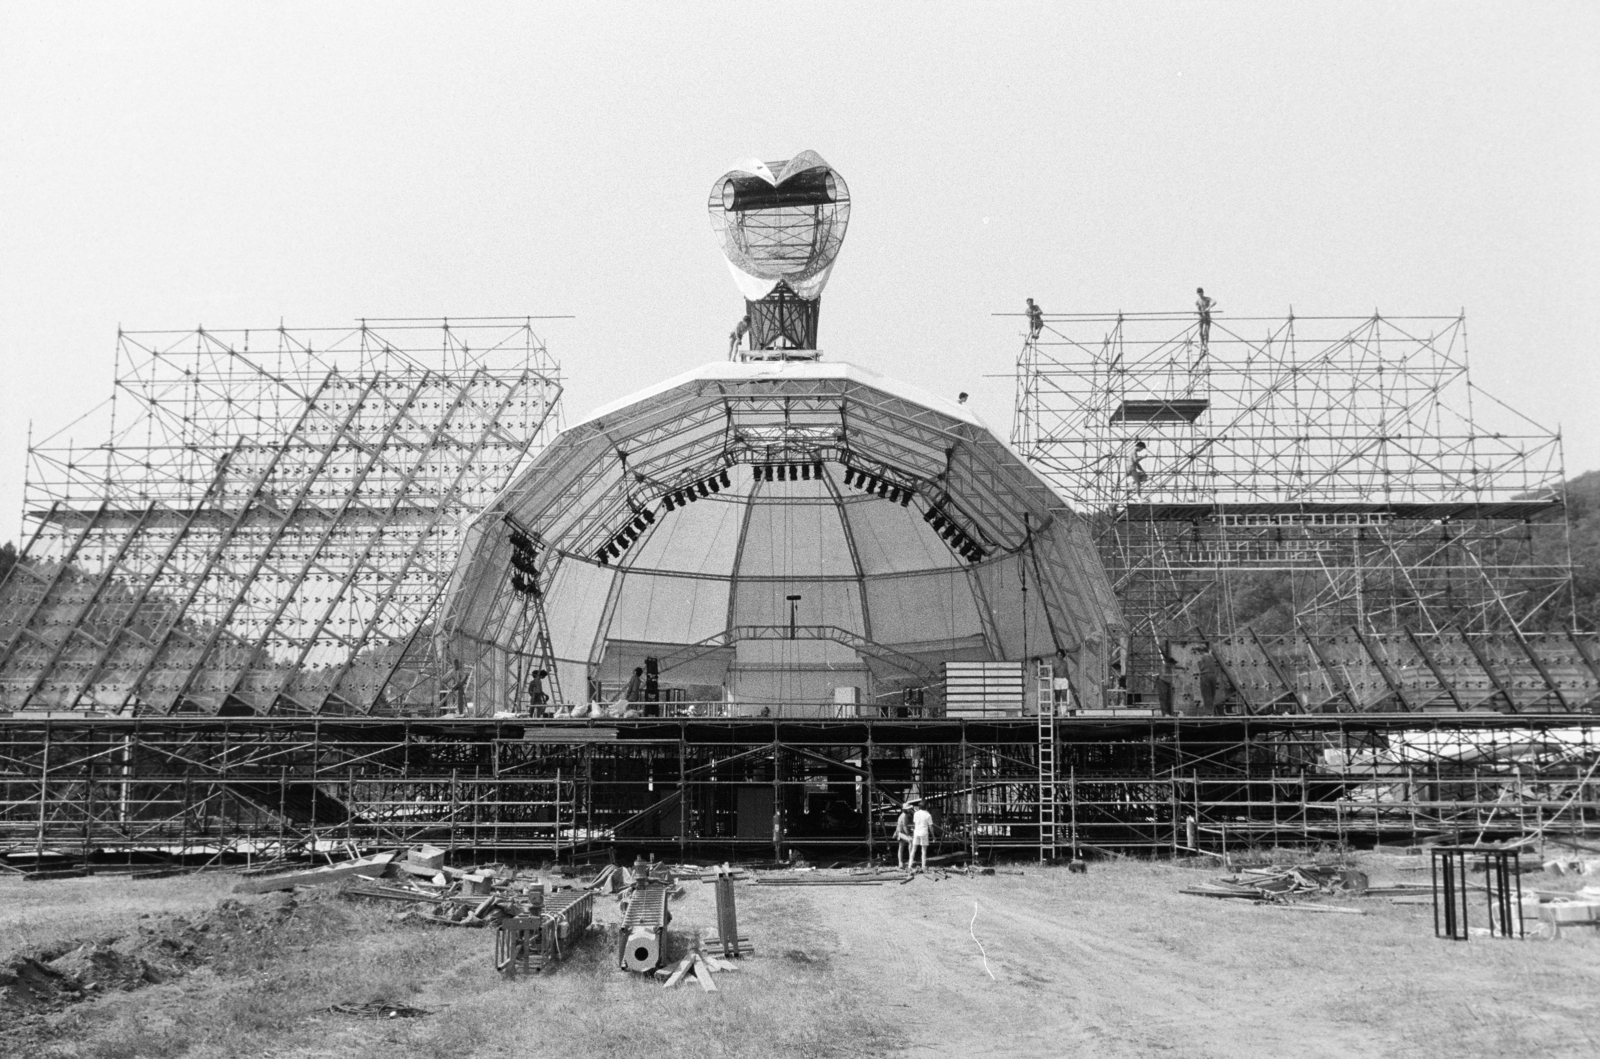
1183, 864, 1369, 905
655, 949, 741, 993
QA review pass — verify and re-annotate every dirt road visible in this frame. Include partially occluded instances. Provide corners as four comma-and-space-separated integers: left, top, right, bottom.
750, 861, 1599, 1059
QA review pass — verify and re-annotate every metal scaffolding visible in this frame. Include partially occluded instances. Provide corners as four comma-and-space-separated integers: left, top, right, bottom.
2, 715, 1596, 864
1011, 310, 1574, 698
0, 320, 564, 715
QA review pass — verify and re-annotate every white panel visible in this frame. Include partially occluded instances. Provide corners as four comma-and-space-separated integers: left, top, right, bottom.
606, 571, 731, 646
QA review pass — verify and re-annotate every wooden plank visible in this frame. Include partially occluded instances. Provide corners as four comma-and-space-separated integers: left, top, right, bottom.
233, 851, 396, 894
690, 956, 718, 992
662, 955, 694, 989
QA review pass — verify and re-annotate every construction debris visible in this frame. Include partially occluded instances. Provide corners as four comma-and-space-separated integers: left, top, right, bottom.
618, 883, 672, 973
702, 865, 753, 957
657, 950, 738, 992
329, 1000, 433, 1019
234, 851, 397, 895
1183, 864, 1368, 903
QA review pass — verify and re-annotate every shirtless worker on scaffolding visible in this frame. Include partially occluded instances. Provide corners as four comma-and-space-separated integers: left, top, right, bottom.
1195, 288, 1217, 349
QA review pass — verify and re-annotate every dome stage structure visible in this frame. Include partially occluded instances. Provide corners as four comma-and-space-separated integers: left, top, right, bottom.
438, 358, 1124, 716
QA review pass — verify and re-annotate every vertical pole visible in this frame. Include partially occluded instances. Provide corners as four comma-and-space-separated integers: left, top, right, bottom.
772, 734, 782, 864
1301, 770, 1309, 842
1270, 767, 1280, 850
36, 722, 51, 859
1431, 849, 1441, 938
450, 768, 459, 857
83, 761, 94, 871
678, 734, 687, 864
865, 733, 876, 866
1408, 768, 1418, 845
1069, 765, 1078, 858
1169, 776, 1179, 856
278, 766, 287, 861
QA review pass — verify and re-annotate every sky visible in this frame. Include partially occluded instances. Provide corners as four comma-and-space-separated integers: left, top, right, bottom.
2, 2, 1597, 543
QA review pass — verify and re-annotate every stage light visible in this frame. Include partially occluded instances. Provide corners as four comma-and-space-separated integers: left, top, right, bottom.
899, 489, 913, 507
752, 466, 763, 482
719, 469, 731, 488
685, 487, 699, 502
596, 548, 610, 564
641, 507, 656, 524
923, 507, 938, 523
813, 461, 824, 479
801, 462, 811, 480
696, 480, 709, 498
664, 494, 677, 511
707, 475, 721, 494
876, 479, 889, 498
844, 467, 858, 487
762, 465, 774, 482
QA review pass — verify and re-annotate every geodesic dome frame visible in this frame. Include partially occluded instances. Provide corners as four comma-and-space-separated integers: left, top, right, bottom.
438, 359, 1123, 714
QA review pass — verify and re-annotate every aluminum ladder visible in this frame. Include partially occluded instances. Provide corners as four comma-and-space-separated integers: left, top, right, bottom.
1036, 660, 1058, 861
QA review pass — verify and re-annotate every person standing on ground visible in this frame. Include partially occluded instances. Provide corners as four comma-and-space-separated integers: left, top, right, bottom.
894, 802, 915, 871
1195, 288, 1216, 347
1027, 298, 1044, 341
911, 801, 935, 872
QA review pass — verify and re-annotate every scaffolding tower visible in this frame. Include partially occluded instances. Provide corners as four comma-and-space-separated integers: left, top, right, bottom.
1012, 310, 1573, 699
0, 320, 564, 715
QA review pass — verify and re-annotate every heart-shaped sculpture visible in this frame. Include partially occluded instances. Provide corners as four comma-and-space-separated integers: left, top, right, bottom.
708, 151, 851, 303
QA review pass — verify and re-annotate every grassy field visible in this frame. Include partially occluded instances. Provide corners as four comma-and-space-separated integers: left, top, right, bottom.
2, 853, 1597, 1059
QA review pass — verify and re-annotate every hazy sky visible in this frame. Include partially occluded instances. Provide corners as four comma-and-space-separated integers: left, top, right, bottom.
2, 2, 1596, 542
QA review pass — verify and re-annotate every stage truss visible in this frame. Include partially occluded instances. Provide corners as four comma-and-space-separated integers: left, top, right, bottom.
1011, 310, 1575, 697
0, 320, 564, 716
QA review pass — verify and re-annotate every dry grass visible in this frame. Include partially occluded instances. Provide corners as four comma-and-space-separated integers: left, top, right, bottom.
0, 873, 238, 955
4, 854, 1599, 1059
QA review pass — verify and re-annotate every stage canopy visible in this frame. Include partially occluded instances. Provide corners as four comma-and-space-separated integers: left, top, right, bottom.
438, 359, 1124, 713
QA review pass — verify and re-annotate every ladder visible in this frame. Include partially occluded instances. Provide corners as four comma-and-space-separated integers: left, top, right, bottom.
1036, 660, 1058, 861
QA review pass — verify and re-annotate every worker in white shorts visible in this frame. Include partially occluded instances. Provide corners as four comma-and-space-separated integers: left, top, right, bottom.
894, 802, 915, 871
911, 800, 935, 872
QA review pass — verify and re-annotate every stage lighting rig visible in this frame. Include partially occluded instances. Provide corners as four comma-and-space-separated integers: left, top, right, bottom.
594, 505, 658, 566
922, 503, 986, 563
842, 462, 917, 507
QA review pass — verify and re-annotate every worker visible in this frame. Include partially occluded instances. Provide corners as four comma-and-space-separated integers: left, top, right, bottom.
911, 800, 935, 872
527, 669, 549, 714
1026, 298, 1044, 340
1127, 440, 1149, 489
894, 801, 915, 871
623, 666, 645, 705
729, 314, 750, 356
1195, 288, 1216, 347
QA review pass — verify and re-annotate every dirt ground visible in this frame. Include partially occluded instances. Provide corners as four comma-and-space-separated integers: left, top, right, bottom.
2, 853, 1597, 1059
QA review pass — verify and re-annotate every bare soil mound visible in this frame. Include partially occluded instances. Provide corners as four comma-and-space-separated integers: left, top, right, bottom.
0, 888, 313, 1024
